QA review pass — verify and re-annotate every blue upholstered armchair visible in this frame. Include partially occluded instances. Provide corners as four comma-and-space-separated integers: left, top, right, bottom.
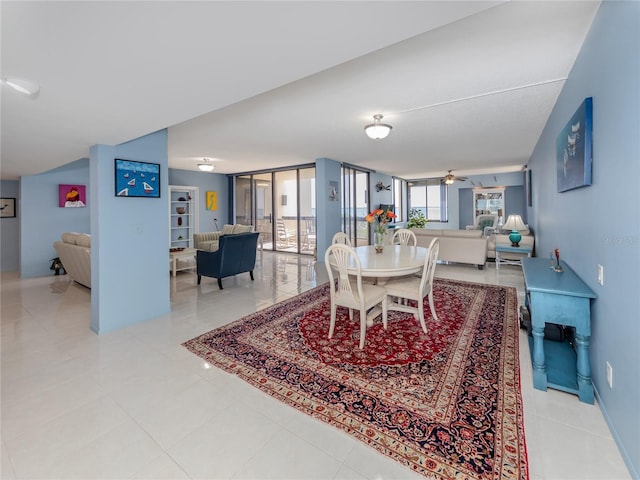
465, 214, 499, 236
196, 232, 260, 289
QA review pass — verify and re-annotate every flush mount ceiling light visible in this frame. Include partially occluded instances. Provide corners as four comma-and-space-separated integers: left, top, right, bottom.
198, 158, 214, 172
1, 76, 40, 97
364, 114, 392, 140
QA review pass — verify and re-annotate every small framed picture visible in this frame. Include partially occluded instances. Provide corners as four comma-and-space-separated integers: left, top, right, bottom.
0, 198, 16, 218
329, 181, 339, 202
115, 159, 160, 198
206, 191, 217, 210
557, 97, 593, 193
59, 184, 87, 207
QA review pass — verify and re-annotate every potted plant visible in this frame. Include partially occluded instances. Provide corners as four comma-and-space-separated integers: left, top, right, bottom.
406, 208, 428, 229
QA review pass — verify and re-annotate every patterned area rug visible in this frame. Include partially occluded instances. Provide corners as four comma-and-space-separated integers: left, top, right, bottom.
183, 279, 528, 479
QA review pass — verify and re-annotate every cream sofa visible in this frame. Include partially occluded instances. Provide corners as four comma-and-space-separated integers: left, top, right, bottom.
53, 232, 91, 288
410, 228, 488, 269
193, 224, 254, 252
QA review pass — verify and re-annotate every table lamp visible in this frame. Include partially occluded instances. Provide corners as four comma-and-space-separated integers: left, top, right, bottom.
503, 214, 526, 247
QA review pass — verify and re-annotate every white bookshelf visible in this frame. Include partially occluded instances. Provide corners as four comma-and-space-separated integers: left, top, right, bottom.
169, 185, 199, 248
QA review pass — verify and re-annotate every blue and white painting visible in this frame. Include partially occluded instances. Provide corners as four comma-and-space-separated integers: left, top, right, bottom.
115, 159, 160, 198
556, 97, 593, 193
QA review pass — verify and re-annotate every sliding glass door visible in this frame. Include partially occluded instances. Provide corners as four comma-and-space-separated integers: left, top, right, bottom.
253, 173, 273, 249
299, 168, 316, 255
341, 166, 369, 246
274, 170, 298, 253
233, 166, 315, 255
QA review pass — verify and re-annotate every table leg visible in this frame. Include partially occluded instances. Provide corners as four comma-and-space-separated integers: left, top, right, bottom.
575, 333, 595, 404
496, 251, 501, 270
532, 325, 547, 391
172, 257, 177, 277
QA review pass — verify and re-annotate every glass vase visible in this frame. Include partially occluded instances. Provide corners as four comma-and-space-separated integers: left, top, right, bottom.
374, 231, 385, 253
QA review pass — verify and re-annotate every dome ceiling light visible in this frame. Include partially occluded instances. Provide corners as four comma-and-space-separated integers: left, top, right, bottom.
364, 114, 392, 140
198, 158, 214, 172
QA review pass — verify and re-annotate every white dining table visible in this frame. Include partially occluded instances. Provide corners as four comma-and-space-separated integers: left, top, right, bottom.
327, 244, 429, 327
345, 245, 428, 278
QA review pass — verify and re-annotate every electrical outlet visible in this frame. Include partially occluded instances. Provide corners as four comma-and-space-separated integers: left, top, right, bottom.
597, 264, 604, 286
606, 361, 613, 388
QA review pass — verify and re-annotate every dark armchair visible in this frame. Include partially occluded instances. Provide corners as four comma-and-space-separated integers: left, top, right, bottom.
196, 232, 259, 289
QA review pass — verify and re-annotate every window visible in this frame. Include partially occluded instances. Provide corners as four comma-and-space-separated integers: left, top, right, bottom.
407, 179, 448, 222
392, 178, 405, 222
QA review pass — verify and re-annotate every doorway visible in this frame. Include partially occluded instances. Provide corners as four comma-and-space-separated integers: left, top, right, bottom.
341, 166, 369, 246
234, 166, 316, 255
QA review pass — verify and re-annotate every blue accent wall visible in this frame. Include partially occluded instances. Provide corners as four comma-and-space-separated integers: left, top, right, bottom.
90, 130, 170, 334
168, 168, 229, 233
528, 1, 639, 475
20, 159, 91, 277
315, 158, 342, 261
0, 180, 20, 272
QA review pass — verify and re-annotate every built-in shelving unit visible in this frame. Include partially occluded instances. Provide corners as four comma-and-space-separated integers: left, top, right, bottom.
169, 185, 199, 248
473, 187, 505, 226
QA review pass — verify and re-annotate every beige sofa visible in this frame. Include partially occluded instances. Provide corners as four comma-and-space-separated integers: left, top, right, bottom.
193, 224, 254, 252
53, 232, 91, 288
410, 228, 488, 269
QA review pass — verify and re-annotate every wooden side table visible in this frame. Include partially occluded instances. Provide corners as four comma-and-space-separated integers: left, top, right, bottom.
495, 243, 532, 269
169, 248, 196, 277
521, 257, 596, 403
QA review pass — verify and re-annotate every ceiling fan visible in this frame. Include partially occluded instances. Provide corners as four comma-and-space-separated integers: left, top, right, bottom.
443, 170, 468, 185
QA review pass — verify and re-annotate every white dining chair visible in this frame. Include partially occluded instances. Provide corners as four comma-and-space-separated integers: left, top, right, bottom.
392, 228, 417, 246
384, 237, 440, 333
324, 243, 387, 349
331, 231, 352, 246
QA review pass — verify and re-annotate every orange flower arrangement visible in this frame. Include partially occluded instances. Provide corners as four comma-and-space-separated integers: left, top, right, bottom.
365, 208, 397, 234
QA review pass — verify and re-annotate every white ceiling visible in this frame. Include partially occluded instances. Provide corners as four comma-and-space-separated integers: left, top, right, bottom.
1, 1, 600, 181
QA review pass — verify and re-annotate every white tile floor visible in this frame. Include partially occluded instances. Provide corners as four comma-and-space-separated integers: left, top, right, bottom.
1, 252, 631, 480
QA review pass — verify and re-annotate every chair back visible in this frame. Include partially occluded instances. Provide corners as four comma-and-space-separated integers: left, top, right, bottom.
276, 219, 287, 239
419, 237, 440, 297
475, 214, 498, 231
216, 232, 259, 276
331, 231, 352, 246
392, 228, 417, 246
305, 218, 316, 234
324, 243, 362, 308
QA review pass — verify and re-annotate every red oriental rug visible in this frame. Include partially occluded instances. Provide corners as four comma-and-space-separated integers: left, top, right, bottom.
182, 279, 528, 479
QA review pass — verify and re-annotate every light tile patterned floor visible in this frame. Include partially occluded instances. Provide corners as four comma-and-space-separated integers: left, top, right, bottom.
1, 252, 631, 479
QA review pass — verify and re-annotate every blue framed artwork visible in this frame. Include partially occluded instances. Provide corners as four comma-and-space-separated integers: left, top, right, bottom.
115, 159, 160, 198
556, 97, 593, 193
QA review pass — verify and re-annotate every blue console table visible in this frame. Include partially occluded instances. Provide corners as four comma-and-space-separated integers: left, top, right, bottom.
521, 257, 596, 404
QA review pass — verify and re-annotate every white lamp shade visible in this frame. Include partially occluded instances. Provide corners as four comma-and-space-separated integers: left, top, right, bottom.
503, 214, 526, 231
365, 123, 392, 139
364, 114, 392, 139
